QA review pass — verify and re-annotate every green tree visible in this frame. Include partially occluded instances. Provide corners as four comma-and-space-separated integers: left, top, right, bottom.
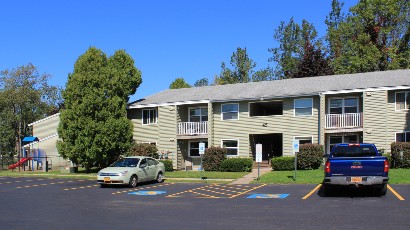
0, 64, 62, 158
269, 18, 324, 79
169, 77, 191, 89
218, 47, 256, 84
252, 68, 274, 82
329, 0, 410, 73
194, 78, 209, 87
57, 47, 142, 171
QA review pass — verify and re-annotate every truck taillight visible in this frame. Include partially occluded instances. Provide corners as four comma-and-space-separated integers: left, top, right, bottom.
384, 159, 389, 173
325, 161, 330, 173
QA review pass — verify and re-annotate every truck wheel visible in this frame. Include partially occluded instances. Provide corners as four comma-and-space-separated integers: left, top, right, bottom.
379, 184, 387, 196
323, 184, 332, 196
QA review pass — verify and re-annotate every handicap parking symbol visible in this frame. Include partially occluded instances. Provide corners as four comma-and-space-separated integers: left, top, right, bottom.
128, 191, 167, 196
247, 194, 289, 199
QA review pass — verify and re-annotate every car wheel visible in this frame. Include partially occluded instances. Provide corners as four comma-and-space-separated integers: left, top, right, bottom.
129, 175, 138, 188
156, 172, 164, 183
100, 184, 108, 188
379, 184, 387, 196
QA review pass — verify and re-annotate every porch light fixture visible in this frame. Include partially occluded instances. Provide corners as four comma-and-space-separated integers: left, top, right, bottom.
262, 123, 268, 127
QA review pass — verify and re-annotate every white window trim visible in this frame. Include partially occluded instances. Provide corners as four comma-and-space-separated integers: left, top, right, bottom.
248, 100, 284, 118
221, 103, 239, 121
395, 91, 409, 111
395, 131, 410, 142
327, 134, 359, 154
294, 98, 313, 116
293, 136, 314, 144
188, 140, 208, 158
188, 107, 208, 122
220, 139, 239, 157
327, 97, 359, 114
142, 108, 158, 125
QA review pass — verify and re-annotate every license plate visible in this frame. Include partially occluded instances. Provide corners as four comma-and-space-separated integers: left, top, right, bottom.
351, 177, 362, 183
104, 177, 110, 182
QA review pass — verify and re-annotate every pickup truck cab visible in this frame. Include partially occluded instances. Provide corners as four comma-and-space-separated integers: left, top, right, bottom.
323, 143, 389, 196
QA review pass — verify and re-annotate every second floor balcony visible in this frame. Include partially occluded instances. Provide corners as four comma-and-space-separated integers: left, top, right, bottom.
177, 121, 208, 135
325, 113, 363, 129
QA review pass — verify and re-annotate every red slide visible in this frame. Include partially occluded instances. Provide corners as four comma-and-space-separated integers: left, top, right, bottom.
8, 157, 31, 170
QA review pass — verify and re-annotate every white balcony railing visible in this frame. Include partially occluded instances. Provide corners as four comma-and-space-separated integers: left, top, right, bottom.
325, 113, 362, 129
177, 122, 208, 135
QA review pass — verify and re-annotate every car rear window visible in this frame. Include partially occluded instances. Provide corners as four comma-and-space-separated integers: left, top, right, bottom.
331, 146, 377, 157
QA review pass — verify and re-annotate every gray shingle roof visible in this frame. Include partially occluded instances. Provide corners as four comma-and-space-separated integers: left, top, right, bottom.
129, 70, 410, 107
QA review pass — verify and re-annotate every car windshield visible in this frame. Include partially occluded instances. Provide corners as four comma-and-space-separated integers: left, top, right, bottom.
332, 146, 377, 157
111, 158, 140, 167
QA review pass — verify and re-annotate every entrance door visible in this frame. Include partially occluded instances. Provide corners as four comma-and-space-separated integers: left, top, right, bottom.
250, 134, 283, 160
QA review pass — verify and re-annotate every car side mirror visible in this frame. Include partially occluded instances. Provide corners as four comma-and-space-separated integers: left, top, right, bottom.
140, 163, 147, 168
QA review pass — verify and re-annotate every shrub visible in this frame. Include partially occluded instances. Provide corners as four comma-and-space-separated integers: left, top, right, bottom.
390, 142, 410, 168
159, 160, 174, 171
128, 143, 159, 159
202, 146, 227, 171
219, 158, 253, 172
271, 157, 295, 171
297, 144, 324, 170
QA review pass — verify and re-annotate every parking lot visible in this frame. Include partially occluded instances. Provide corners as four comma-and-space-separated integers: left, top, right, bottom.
0, 176, 409, 229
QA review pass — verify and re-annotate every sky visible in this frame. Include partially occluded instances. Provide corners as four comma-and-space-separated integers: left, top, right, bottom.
0, 0, 358, 102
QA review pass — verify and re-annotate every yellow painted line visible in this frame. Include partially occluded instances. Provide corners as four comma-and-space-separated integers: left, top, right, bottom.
302, 184, 322, 200
387, 185, 405, 201
229, 184, 267, 198
191, 191, 220, 198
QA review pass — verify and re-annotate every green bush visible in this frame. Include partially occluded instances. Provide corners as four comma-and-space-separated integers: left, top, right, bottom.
128, 143, 159, 159
202, 147, 227, 171
390, 142, 410, 168
297, 144, 324, 170
271, 157, 295, 171
159, 160, 174, 171
219, 158, 253, 172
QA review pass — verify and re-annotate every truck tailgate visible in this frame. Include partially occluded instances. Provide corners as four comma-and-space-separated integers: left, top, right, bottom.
329, 157, 386, 176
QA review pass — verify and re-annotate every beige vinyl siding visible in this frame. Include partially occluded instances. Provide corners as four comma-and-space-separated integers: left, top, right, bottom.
36, 136, 68, 168
212, 97, 319, 157
363, 91, 388, 150
387, 90, 410, 151
158, 106, 177, 167
128, 108, 159, 143
32, 115, 60, 138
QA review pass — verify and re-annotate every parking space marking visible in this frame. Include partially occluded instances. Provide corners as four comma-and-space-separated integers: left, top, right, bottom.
0, 178, 53, 185
15, 180, 89, 189
166, 184, 267, 199
111, 183, 174, 195
302, 184, 322, 200
64, 185, 99, 191
387, 185, 405, 201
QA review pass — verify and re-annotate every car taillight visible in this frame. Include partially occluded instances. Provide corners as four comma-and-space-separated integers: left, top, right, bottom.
325, 161, 330, 173
384, 159, 389, 173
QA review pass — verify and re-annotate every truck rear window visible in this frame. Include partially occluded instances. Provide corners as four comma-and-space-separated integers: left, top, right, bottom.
331, 146, 377, 157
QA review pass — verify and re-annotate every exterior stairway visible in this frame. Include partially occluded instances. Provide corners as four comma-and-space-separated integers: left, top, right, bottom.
253, 160, 270, 168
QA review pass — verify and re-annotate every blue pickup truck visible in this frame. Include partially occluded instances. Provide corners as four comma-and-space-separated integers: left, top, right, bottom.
323, 143, 389, 196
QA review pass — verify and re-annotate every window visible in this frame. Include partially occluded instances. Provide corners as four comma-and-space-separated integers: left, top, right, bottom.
221, 140, 239, 156
142, 109, 157, 125
329, 98, 358, 114
189, 108, 208, 122
249, 101, 283, 117
294, 136, 313, 145
294, 98, 313, 116
396, 132, 410, 142
147, 158, 158, 166
189, 141, 208, 157
329, 135, 359, 153
221, 103, 239, 120
396, 92, 410, 110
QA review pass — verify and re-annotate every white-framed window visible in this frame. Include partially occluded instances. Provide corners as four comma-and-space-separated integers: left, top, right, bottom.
328, 134, 359, 153
221, 103, 239, 120
294, 136, 313, 145
221, 139, 239, 156
396, 132, 410, 142
189, 141, 208, 157
329, 97, 358, 114
142, 109, 157, 125
189, 107, 208, 122
395, 91, 410, 111
294, 98, 313, 116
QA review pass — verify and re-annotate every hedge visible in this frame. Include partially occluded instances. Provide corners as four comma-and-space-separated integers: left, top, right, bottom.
219, 158, 253, 172
297, 144, 324, 170
159, 160, 174, 172
128, 142, 159, 159
271, 157, 295, 171
202, 147, 227, 171
390, 142, 410, 168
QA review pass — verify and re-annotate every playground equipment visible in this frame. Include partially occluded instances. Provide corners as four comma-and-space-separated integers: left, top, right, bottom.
8, 157, 31, 169
8, 136, 51, 172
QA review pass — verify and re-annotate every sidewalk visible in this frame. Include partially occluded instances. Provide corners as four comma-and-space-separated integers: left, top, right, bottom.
229, 167, 271, 184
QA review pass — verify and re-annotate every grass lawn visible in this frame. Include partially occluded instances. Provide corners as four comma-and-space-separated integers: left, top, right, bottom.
254, 168, 410, 184
165, 171, 248, 179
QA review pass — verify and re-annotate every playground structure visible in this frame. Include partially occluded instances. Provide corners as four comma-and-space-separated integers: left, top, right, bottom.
8, 136, 52, 172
